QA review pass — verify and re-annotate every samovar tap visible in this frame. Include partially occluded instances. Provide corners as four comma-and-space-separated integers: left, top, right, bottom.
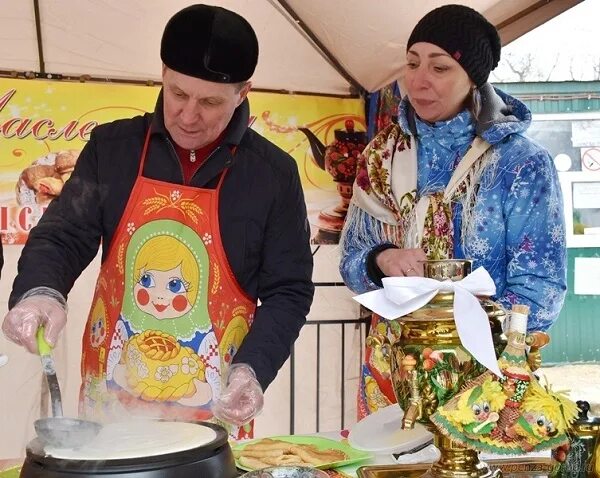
401, 355, 422, 429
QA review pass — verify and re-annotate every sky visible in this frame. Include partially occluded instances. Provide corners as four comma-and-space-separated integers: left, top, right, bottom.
490, 0, 600, 82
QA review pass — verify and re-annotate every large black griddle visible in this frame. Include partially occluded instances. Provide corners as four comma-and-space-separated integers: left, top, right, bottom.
20, 421, 237, 478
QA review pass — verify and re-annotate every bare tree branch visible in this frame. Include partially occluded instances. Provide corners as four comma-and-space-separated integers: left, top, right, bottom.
544, 53, 560, 81
593, 57, 600, 80
502, 52, 539, 81
569, 58, 576, 80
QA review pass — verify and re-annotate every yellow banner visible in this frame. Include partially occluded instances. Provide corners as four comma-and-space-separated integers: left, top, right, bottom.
0, 79, 365, 245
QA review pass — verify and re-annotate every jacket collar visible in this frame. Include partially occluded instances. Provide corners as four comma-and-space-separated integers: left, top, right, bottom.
398, 83, 531, 146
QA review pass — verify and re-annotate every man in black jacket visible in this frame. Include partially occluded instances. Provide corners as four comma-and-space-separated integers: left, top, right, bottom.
2, 4, 313, 432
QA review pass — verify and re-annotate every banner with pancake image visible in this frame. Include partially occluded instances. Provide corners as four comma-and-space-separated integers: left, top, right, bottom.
0, 78, 364, 245
0, 79, 158, 245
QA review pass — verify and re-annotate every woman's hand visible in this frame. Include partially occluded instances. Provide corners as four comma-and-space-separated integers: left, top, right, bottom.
375, 248, 427, 277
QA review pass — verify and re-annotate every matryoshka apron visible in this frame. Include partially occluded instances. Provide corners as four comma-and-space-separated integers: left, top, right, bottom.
80, 131, 256, 439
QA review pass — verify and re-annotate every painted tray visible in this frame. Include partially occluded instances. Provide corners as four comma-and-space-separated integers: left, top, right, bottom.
233, 435, 372, 471
356, 457, 554, 477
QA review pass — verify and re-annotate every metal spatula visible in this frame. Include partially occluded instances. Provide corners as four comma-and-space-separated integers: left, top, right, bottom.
34, 327, 101, 449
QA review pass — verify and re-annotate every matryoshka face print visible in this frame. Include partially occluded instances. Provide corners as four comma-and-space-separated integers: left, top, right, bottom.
218, 316, 249, 366
90, 298, 107, 348
134, 264, 193, 319
133, 234, 200, 321
122, 220, 212, 338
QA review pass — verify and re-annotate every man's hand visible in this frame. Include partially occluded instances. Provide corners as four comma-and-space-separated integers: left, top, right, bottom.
2, 295, 67, 353
375, 248, 427, 277
212, 364, 264, 426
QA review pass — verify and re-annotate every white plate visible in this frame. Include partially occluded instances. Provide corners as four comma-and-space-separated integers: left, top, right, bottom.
348, 405, 432, 455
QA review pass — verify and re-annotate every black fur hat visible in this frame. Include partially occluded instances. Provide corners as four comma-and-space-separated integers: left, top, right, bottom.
161, 4, 259, 83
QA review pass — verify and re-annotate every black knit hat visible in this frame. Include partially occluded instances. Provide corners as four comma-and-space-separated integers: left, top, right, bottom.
161, 4, 259, 83
407, 4, 501, 87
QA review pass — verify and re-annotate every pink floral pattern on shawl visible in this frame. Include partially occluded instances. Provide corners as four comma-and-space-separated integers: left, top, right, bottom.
354, 124, 457, 259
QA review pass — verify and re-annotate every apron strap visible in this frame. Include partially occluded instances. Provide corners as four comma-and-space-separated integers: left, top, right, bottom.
137, 129, 152, 177
215, 145, 238, 190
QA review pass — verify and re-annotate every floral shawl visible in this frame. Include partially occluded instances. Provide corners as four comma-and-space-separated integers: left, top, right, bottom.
345, 123, 492, 259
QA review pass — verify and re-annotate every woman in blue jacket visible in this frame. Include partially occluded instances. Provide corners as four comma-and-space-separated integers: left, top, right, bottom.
340, 4, 566, 418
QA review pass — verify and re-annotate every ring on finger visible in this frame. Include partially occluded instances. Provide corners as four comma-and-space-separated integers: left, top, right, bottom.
405, 267, 416, 274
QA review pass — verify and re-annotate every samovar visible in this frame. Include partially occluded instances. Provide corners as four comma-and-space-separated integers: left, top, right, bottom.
367, 259, 507, 478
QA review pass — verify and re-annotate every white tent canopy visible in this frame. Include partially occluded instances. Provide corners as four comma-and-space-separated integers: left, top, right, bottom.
1, 0, 583, 96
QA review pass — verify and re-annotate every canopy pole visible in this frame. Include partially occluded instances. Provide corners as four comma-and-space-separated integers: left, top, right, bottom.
33, 0, 45, 75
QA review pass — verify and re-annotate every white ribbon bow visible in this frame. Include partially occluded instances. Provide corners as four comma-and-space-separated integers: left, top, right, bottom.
354, 267, 502, 377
